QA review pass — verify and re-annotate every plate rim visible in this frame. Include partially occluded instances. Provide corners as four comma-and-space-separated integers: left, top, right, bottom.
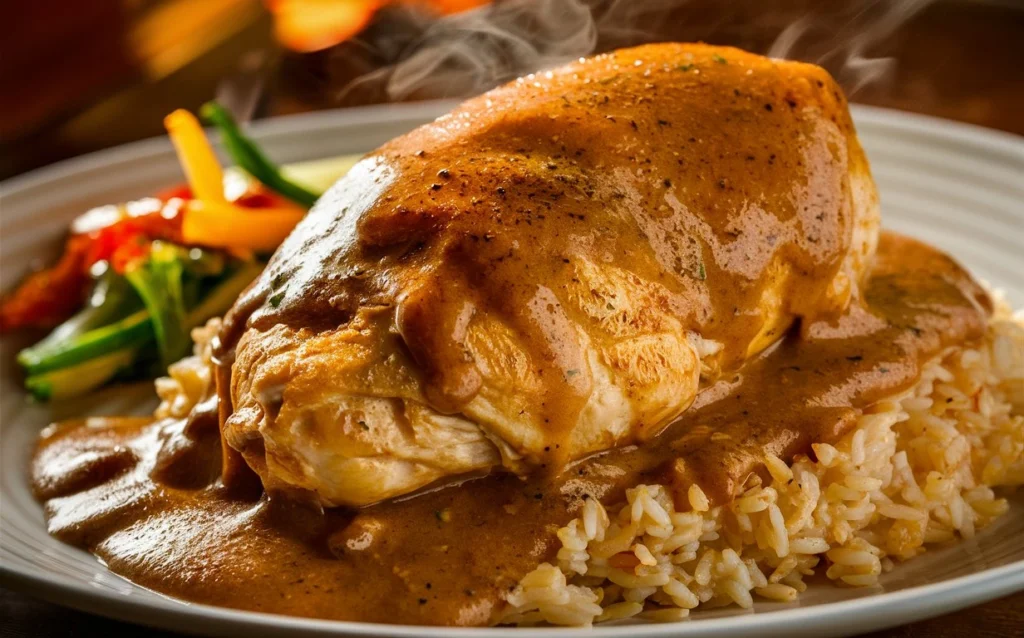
2, 102, 1023, 637
3, 537, 1022, 638
3, 102, 1021, 200
0, 101, 460, 198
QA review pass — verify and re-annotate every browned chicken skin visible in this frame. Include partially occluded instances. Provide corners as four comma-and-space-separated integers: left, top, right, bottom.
218, 43, 880, 506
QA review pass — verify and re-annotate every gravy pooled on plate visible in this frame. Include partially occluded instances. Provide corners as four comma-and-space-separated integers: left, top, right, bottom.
33, 232, 989, 625
29, 43, 1001, 627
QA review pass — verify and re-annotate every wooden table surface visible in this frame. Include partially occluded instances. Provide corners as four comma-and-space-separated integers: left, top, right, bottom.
1, 0, 1021, 635
1, 586, 1022, 636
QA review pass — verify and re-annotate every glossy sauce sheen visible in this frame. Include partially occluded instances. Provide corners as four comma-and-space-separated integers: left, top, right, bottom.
32, 233, 989, 625
218, 43, 871, 471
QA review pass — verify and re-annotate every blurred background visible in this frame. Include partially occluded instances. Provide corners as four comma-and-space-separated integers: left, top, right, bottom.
1, 0, 1021, 180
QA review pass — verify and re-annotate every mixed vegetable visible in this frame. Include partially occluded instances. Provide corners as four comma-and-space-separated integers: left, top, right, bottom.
2, 103, 360, 400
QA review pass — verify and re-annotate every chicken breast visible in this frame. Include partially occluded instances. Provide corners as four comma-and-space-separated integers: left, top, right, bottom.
217, 43, 880, 507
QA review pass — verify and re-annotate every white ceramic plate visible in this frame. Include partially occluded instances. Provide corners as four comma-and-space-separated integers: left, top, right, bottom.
1, 102, 1022, 638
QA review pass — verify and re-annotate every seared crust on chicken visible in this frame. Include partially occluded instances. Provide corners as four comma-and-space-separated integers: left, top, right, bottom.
218, 43, 879, 506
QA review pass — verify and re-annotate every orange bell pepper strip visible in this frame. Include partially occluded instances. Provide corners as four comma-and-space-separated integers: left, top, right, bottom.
182, 199, 305, 253
164, 109, 227, 203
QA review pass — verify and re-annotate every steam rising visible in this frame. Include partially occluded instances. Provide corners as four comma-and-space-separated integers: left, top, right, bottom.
336, 0, 935, 102
768, 0, 934, 94
385, 0, 596, 100
338, 0, 593, 102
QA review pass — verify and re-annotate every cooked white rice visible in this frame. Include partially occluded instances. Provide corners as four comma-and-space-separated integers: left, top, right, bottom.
152, 304, 1023, 628
154, 318, 220, 419
502, 306, 1024, 626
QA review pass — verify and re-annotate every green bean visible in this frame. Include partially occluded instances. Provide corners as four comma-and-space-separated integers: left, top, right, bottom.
201, 102, 320, 208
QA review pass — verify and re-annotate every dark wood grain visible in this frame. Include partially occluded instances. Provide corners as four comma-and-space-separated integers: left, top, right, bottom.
860, 590, 1024, 638
1, 0, 1021, 634
2, 586, 1022, 636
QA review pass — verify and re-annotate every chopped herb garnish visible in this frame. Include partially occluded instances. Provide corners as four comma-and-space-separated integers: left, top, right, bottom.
676, 64, 694, 72
269, 291, 285, 308
697, 262, 707, 280
566, 369, 580, 377
713, 54, 728, 64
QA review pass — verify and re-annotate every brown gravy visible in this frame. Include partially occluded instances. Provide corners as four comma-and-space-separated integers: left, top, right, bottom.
218, 43, 874, 483
31, 233, 989, 626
